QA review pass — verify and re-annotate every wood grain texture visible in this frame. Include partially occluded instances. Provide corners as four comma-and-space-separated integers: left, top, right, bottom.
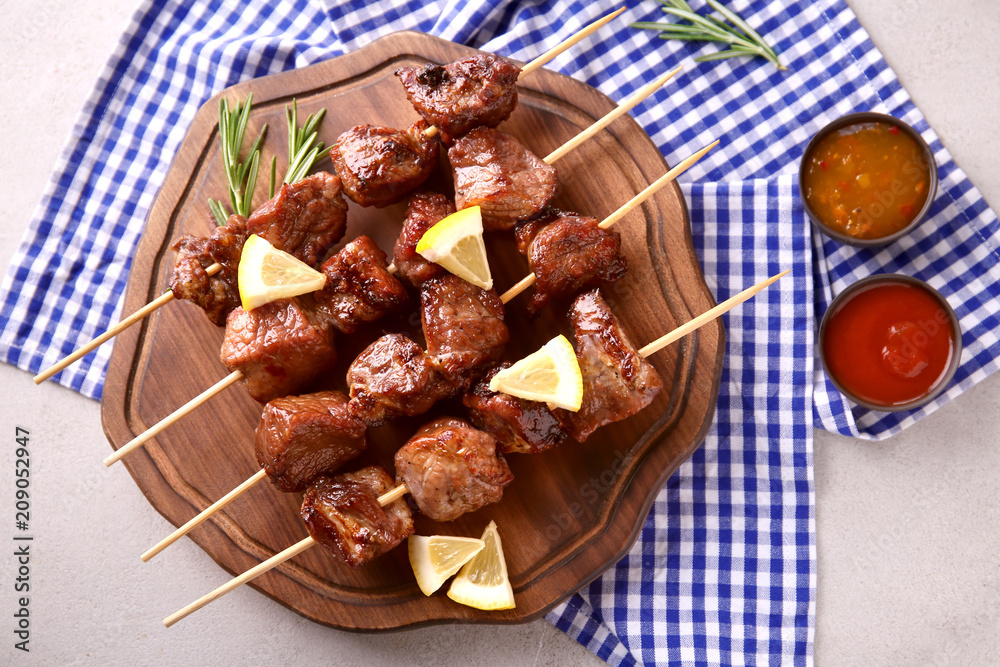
101, 31, 724, 630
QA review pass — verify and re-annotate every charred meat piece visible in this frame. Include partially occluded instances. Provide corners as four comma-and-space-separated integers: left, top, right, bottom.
555, 290, 663, 442
421, 274, 509, 390
395, 417, 513, 522
331, 122, 440, 208
254, 391, 366, 492
346, 334, 457, 427
169, 214, 248, 326
221, 298, 337, 403
301, 466, 414, 568
464, 364, 567, 454
395, 53, 520, 143
449, 127, 558, 231
246, 171, 348, 266
516, 211, 627, 316
393, 193, 455, 289
310, 235, 409, 334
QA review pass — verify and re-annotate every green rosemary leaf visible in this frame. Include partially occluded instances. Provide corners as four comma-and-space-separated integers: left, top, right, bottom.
287, 101, 297, 165
695, 46, 763, 62
301, 108, 326, 140
706, 0, 777, 60
661, 8, 730, 39
269, 155, 277, 199
633, 0, 784, 70
659, 32, 732, 44
213, 93, 268, 218
209, 198, 229, 226
283, 100, 328, 184
247, 124, 268, 163
244, 150, 260, 212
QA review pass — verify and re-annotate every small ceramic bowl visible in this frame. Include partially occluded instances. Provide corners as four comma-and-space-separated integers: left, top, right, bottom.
818, 274, 961, 412
799, 112, 937, 247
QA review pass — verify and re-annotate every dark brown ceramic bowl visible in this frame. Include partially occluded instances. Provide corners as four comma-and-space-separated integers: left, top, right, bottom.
818, 274, 962, 412
799, 112, 937, 247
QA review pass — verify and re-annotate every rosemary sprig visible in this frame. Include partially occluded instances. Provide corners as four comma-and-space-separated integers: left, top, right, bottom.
209, 93, 268, 225
284, 100, 327, 185
632, 0, 785, 70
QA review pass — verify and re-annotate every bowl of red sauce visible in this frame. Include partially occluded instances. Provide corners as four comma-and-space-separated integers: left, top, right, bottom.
800, 112, 937, 246
819, 274, 961, 411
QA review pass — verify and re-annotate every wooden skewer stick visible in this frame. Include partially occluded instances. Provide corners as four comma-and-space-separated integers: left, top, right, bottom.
637, 270, 791, 358
501, 139, 720, 304
163, 484, 407, 627
521, 7, 626, 78
33, 263, 223, 384
103, 370, 244, 467
423, 7, 627, 139
141, 469, 268, 562
164, 268, 789, 627
544, 65, 683, 164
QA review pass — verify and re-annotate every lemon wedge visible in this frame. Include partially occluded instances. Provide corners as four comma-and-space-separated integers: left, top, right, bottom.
488, 335, 583, 411
237, 234, 326, 311
415, 206, 493, 290
408, 535, 485, 596
447, 521, 515, 610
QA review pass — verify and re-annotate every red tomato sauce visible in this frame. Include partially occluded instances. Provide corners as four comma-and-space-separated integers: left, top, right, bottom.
803, 120, 931, 239
822, 282, 955, 407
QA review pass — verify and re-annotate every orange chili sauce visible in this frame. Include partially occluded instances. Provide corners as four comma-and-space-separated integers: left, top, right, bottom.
803, 120, 931, 239
822, 282, 955, 407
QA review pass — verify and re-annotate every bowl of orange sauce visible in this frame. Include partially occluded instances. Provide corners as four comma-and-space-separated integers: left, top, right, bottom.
800, 112, 937, 246
819, 274, 961, 412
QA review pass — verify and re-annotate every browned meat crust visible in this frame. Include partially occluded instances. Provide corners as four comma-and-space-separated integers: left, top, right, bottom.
246, 171, 348, 266
169, 214, 248, 326
421, 274, 509, 390
449, 127, 557, 231
346, 334, 457, 427
310, 235, 409, 334
254, 391, 366, 492
331, 122, 439, 208
220, 297, 337, 403
555, 290, 663, 441
300, 466, 413, 568
395, 53, 520, 143
392, 193, 455, 289
516, 211, 627, 316
394, 417, 513, 522
463, 363, 568, 454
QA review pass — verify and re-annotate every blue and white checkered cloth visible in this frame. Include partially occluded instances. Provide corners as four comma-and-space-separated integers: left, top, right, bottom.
3, 1, 998, 664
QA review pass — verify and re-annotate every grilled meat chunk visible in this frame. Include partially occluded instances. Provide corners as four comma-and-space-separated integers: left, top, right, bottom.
449, 127, 558, 231
301, 466, 414, 568
395, 53, 520, 143
221, 298, 337, 403
515, 211, 627, 316
254, 391, 366, 492
331, 122, 439, 208
392, 193, 455, 289
555, 290, 663, 441
394, 417, 513, 522
169, 214, 248, 326
246, 171, 348, 266
310, 235, 409, 334
464, 364, 568, 454
346, 334, 457, 426
421, 274, 508, 390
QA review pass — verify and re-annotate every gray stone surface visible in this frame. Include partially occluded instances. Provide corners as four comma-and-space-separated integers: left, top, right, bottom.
0, 1, 997, 664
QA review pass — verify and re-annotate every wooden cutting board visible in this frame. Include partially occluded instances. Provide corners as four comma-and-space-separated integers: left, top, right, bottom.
101, 31, 724, 630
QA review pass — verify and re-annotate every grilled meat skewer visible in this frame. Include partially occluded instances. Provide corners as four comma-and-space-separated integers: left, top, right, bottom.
331, 121, 440, 208
396, 53, 521, 144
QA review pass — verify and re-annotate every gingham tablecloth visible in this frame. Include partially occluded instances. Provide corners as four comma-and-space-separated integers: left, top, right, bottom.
2, 1, 998, 664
